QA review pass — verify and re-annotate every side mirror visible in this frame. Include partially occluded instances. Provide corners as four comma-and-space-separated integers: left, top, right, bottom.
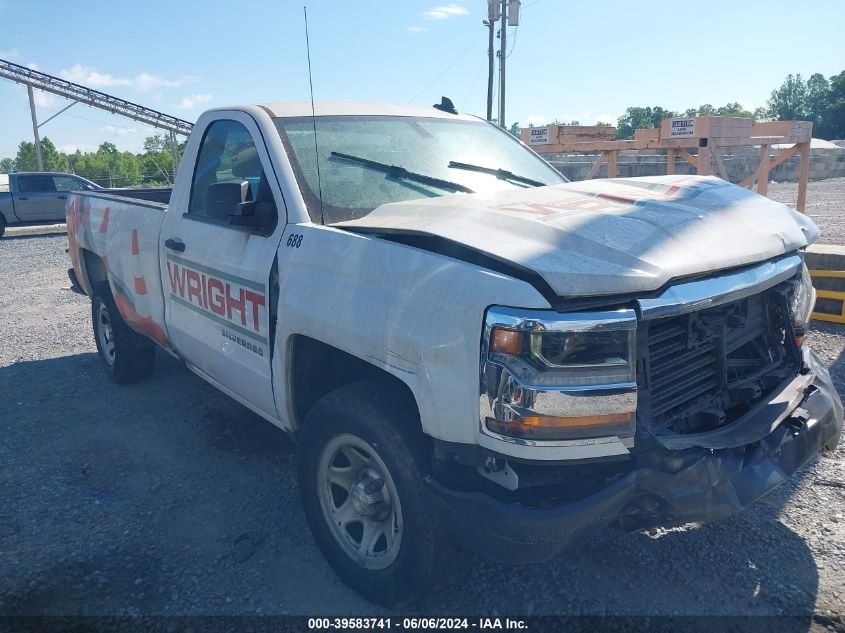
206, 179, 276, 233
205, 180, 259, 228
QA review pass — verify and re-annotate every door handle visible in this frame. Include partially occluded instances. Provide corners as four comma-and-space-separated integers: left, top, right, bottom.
164, 238, 186, 252
17, 196, 28, 200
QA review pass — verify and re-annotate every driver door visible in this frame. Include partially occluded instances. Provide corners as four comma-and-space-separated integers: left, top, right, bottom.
160, 114, 287, 419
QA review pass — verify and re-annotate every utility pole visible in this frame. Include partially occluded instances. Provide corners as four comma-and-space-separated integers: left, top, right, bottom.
485, 1, 499, 122
485, 18, 495, 121
498, 0, 507, 129
169, 130, 179, 181
27, 85, 43, 170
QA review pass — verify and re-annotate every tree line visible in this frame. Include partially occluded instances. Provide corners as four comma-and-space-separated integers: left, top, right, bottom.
3, 70, 844, 180
0, 135, 183, 187
519, 69, 845, 141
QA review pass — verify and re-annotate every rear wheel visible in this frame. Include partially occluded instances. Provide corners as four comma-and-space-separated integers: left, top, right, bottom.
91, 283, 155, 383
0, 215, 6, 237
298, 381, 458, 606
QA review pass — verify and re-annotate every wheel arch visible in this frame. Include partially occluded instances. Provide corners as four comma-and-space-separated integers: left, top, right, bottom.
78, 248, 108, 296
287, 334, 422, 436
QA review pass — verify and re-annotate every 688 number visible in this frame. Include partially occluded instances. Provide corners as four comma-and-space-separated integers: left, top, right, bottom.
287, 233, 303, 248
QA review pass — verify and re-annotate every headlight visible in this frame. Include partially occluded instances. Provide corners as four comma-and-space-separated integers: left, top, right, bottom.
480, 307, 637, 443
789, 263, 815, 344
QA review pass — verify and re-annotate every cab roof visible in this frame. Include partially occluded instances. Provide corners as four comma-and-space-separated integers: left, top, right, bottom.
257, 101, 480, 122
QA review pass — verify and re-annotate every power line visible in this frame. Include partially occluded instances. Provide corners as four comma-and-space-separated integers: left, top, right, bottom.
506, 24, 519, 58
36, 103, 154, 132
407, 29, 484, 104
463, 53, 487, 112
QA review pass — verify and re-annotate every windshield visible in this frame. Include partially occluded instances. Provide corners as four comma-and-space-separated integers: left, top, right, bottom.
274, 115, 567, 224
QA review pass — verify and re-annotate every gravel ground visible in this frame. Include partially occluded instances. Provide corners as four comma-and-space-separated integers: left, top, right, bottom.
1, 189, 844, 628
768, 178, 845, 245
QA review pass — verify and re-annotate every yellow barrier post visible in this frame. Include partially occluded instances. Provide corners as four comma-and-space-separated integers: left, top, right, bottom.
809, 270, 845, 324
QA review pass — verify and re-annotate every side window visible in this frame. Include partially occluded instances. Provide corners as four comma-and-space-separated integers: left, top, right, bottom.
188, 120, 268, 222
17, 175, 57, 193
53, 176, 88, 192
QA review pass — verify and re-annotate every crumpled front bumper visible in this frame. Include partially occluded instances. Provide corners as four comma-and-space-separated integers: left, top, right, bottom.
425, 349, 843, 564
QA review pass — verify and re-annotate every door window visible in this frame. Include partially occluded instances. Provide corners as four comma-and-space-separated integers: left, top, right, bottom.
53, 176, 89, 192
16, 175, 57, 193
188, 120, 271, 223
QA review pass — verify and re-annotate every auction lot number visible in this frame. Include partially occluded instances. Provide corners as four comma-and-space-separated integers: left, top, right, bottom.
308, 618, 526, 630
308, 618, 471, 630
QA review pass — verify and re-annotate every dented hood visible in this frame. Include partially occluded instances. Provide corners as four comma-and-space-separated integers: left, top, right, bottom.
336, 175, 819, 298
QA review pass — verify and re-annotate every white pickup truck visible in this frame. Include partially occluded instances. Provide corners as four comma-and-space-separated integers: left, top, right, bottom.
67, 101, 843, 606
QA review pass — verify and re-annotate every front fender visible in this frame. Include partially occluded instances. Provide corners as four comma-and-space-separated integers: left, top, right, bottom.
270, 223, 549, 445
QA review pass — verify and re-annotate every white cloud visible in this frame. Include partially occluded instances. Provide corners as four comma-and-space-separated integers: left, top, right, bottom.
26, 63, 38, 70
524, 115, 549, 127
0, 48, 19, 59
422, 4, 469, 19
57, 143, 98, 154
59, 64, 197, 93
134, 72, 197, 92
597, 113, 616, 124
405, 25, 427, 33
60, 64, 132, 88
180, 93, 212, 110
32, 89, 57, 108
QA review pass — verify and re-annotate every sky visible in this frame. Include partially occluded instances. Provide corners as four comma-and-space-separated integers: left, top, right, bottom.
1, 0, 843, 160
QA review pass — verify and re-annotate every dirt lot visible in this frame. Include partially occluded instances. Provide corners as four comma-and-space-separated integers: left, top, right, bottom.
769, 178, 845, 245
1, 181, 844, 628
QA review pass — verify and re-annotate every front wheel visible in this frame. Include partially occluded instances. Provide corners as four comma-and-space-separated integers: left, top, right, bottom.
298, 381, 458, 606
91, 283, 155, 384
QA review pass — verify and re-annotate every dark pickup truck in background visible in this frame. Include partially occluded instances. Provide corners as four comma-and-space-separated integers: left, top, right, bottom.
0, 172, 101, 235
0, 172, 171, 236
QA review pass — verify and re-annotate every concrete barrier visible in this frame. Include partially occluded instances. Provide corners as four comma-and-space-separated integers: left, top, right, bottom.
4, 223, 67, 238
548, 148, 845, 183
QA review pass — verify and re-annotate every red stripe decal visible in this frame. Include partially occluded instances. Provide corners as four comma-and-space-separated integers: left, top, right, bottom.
98, 207, 110, 233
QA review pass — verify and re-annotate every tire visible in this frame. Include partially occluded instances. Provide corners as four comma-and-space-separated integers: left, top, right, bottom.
298, 381, 459, 606
0, 215, 6, 238
91, 282, 155, 384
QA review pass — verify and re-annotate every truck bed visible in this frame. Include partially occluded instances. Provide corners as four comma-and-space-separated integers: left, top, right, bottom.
97, 187, 172, 205
66, 190, 171, 349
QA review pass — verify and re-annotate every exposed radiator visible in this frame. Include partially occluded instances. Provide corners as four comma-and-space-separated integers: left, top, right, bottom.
642, 286, 797, 435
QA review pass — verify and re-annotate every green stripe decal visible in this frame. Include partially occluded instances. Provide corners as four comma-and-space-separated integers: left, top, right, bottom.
166, 254, 265, 292
170, 294, 268, 344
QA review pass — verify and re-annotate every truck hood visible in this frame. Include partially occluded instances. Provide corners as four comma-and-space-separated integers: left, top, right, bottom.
335, 175, 819, 298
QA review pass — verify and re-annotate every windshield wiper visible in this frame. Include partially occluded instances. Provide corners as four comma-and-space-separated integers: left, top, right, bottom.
330, 152, 474, 194
448, 161, 547, 187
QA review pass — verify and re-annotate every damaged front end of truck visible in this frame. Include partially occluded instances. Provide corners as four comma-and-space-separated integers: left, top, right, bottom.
426, 253, 843, 563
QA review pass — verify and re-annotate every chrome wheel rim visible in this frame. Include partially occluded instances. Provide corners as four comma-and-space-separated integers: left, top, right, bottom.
317, 433, 403, 570
97, 302, 116, 366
